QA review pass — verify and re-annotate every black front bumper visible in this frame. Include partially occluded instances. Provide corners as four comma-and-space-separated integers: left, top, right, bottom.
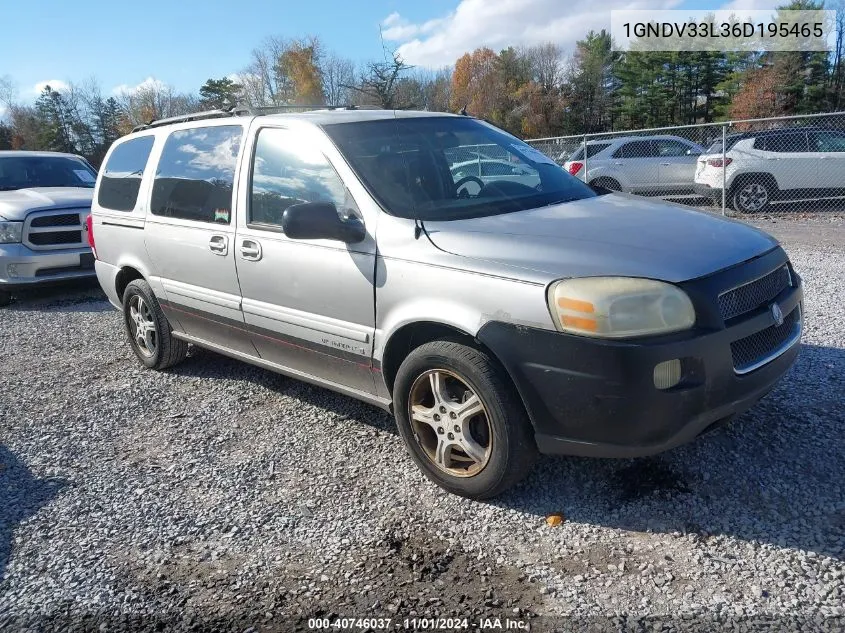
477, 250, 803, 458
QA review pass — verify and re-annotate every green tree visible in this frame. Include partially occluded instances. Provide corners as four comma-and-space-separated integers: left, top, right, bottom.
198, 77, 243, 109
34, 86, 76, 153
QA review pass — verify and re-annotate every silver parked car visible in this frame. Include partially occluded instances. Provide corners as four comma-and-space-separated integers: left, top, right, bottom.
563, 135, 704, 197
0, 151, 98, 306
91, 109, 803, 498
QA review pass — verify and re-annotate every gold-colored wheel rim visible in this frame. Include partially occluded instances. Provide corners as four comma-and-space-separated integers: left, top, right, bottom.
408, 369, 492, 478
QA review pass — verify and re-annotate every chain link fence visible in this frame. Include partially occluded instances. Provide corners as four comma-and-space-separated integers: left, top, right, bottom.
526, 111, 845, 216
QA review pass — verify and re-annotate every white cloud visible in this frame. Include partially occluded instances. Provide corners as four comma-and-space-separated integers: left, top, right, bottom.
719, 0, 775, 11
111, 76, 167, 96
33, 79, 70, 95
381, 11, 445, 41
382, 0, 682, 68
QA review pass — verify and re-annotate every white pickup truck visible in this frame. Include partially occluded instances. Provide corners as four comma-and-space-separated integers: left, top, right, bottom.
0, 151, 97, 306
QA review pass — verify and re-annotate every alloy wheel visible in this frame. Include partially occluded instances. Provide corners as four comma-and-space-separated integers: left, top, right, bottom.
408, 369, 492, 477
128, 295, 157, 357
737, 182, 768, 212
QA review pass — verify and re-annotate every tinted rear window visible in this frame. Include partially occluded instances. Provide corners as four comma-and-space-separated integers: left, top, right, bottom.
754, 133, 808, 152
151, 125, 242, 224
97, 136, 155, 211
569, 143, 611, 161
613, 140, 657, 158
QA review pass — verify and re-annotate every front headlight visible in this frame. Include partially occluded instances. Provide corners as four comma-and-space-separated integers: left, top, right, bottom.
548, 277, 696, 338
0, 221, 23, 244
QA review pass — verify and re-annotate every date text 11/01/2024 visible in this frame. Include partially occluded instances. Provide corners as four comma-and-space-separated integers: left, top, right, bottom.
307, 617, 529, 630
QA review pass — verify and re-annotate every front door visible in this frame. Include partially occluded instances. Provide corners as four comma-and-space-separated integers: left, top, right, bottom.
234, 125, 377, 394
143, 123, 254, 354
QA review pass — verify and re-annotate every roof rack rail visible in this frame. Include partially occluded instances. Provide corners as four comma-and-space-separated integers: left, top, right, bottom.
131, 106, 241, 133
131, 103, 386, 133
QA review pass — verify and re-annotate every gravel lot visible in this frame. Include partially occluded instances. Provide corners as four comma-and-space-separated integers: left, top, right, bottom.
1, 215, 843, 632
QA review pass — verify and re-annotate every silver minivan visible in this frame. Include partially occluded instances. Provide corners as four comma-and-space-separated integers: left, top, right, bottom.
91, 109, 803, 499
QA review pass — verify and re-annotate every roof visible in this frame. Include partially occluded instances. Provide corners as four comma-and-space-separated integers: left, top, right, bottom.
130, 107, 462, 134
726, 126, 841, 140
265, 109, 461, 126
584, 134, 694, 145
0, 150, 85, 159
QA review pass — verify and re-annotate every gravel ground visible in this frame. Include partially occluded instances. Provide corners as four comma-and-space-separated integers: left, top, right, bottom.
1, 216, 843, 632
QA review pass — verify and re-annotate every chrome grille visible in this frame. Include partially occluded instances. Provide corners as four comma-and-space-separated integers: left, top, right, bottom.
718, 265, 791, 321
23, 208, 89, 251
731, 306, 800, 373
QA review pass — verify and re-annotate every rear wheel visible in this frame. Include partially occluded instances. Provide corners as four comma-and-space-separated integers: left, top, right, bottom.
0, 291, 11, 307
393, 340, 537, 499
732, 178, 772, 213
122, 279, 187, 370
590, 177, 622, 192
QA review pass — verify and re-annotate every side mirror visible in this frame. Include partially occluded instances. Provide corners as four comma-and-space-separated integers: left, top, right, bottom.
281, 201, 366, 244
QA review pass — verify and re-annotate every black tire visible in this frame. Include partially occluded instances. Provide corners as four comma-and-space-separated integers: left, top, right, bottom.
590, 177, 622, 193
122, 279, 187, 370
393, 340, 537, 499
0, 291, 12, 307
731, 177, 773, 213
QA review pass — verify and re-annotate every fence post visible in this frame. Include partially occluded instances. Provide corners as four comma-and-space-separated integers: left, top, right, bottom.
721, 124, 727, 215
583, 134, 588, 185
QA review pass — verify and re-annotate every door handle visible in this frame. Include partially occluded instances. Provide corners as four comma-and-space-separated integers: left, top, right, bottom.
614, 162, 623, 166
240, 239, 262, 261
660, 162, 671, 166
209, 235, 228, 255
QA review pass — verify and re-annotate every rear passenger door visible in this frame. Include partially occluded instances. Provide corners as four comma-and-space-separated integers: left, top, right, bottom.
655, 138, 699, 192
612, 140, 660, 193
143, 123, 254, 354
234, 125, 377, 394
755, 132, 812, 193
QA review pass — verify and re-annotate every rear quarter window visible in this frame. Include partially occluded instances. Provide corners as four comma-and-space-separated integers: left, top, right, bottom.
151, 125, 243, 224
98, 136, 155, 211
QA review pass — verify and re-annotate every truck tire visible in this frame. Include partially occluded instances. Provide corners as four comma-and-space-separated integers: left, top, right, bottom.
393, 339, 537, 499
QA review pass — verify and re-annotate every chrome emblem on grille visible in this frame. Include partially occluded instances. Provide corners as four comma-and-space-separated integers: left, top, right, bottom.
770, 302, 784, 327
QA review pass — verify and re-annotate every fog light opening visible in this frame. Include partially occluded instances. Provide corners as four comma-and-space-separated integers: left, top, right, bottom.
654, 359, 682, 390
6, 264, 20, 279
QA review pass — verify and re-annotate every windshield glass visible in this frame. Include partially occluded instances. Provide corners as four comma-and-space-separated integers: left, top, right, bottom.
0, 155, 97, 191
322, 117, 595, 220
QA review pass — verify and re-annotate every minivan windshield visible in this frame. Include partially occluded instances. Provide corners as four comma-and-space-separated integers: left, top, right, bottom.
0, 155, 97, 191
323, 117, 595, 220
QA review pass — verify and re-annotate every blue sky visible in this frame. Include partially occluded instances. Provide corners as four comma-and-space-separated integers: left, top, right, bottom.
0, 0, 772, 104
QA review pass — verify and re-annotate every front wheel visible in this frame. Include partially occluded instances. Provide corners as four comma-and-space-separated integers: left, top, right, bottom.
122, 279, 187, 370
393, 340, 537, 499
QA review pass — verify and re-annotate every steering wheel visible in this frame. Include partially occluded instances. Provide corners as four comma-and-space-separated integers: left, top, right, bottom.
454, 175, 484, 199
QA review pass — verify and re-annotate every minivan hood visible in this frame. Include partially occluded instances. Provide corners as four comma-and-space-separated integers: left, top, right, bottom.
0, 187, 93, 221
423, 194, 779, 283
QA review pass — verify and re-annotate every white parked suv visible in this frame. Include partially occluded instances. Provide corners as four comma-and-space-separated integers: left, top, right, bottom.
563, 135, 704, 196
694, 127, 845, 212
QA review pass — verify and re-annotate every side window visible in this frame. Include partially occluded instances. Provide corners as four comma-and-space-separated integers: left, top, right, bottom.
97, 136, 155, 211
250, 128, 347, 227
150, 125, 242, 223
655, 139, 692, 157
811, 131, 845, 152
758, 133, 808, 153
613, 141, 657, 159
